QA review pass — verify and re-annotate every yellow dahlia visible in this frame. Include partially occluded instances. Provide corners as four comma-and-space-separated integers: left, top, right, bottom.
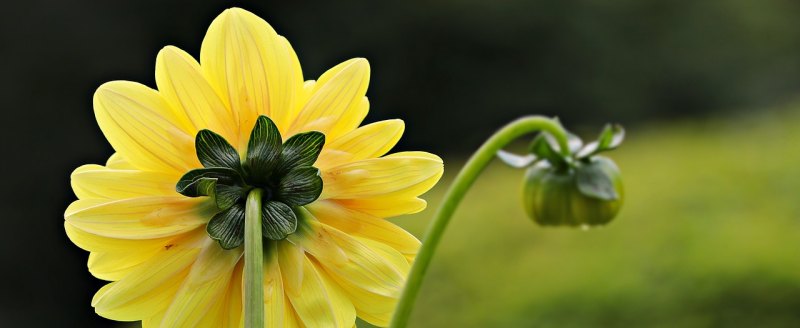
64, 7, 443, 327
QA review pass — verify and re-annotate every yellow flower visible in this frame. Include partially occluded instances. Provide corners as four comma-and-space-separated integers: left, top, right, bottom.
64, 7, 443, 327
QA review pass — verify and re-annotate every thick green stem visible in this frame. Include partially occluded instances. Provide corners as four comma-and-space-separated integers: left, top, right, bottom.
244, 188, 264, 328
389, 116, 570, 328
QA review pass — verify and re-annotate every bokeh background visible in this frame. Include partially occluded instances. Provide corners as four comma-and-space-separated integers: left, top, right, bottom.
2, 0, 800, 326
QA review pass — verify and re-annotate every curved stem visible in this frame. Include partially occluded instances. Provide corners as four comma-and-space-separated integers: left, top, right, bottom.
244, 188, 264, 328
389, 116, 569, 328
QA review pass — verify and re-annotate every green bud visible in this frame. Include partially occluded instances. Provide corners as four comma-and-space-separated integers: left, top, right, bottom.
522, 156, 623, 227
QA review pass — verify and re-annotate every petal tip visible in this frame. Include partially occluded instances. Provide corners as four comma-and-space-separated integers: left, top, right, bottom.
351, 58, 370, 71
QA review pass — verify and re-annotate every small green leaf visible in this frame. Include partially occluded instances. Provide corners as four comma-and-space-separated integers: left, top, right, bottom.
196, 129, 242, 171
575, 161, 618, 201
529, 134, 566, 166
176, 167, 243, 197
547, 117, 582, 152
497, 150, 536, 168
245, 115, 283, 184
277, 167, 323, 206
206, 203, 246, 249
176, 168, 246, 210
545, 131, 583, 153
280, 131, 325, 173
261, 201, 298, 240
179, 177, 217, 197
577, 124, 625, 158
598, 123, 625, 150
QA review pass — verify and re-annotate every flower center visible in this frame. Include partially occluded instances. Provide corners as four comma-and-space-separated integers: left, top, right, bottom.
176, 115, 325, 249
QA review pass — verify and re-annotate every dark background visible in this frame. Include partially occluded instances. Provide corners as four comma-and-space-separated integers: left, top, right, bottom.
2, 0, 800, 326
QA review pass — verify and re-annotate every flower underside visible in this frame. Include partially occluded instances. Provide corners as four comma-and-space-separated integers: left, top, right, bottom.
177, 115, 324, 249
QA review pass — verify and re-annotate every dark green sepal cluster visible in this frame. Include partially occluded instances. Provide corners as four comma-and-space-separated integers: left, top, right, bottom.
497, 121, 625, 227
177, 115, 325, 249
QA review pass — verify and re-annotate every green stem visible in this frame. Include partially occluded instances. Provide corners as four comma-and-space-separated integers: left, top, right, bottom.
244, 188, 264, 328
389, 116, 569, 328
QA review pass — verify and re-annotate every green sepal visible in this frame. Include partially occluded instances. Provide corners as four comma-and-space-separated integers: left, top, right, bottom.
261, 201, 298, 240
245, 115, 283, 185
564, 132, 584, 153
176, 167, 246, 210
177, 176, 216, 198
277, 167, 323, 206
206, 202, 246, 249
196, 129, 243, 171
215, 184, 249, 211
577, 124, 625, 158
547, 118, 583, 153
176, 167, 242, 196
529, 134, 567, 167
496, 150, 536, 168
575, 160, 619, 201
280, 131, 325, 173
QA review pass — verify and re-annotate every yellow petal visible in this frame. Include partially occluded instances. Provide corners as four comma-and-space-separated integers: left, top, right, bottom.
277, 240, 305, 295
65, 222, 174, 252
300, 221, 408, 298
272, 35, 305, 133
316, 119, 404, 170
106, 153, 136, 170
94, 81, 199, 173
264, 242, 304, 328
286, 215, 348, 267
320, 151, 443, 200
299, 219, 409, 327
201, 8, 304, 149
288, 59, 370, 140
160, 239, 242, 327
336, 283, 394, 327
142, 310, 167, 327
92, 231, 205, 321
306, 200, 420, 260
155, 46, 238, 145
65, 197, 213, 239
88, 248, 162, 281
71, 164, 179, 200
224, 261, 245, 328
286, 255, 355, 328
197, 291, 233, 328
301, 79, 316, 103
320, 237, 409, 326
335, 197, 428, 218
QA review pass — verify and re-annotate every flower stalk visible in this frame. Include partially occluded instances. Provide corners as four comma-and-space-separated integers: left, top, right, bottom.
389, 116, 571, 328
244, 188, 264, 328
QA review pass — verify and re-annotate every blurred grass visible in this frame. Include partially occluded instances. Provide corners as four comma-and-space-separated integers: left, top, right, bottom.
383, 106, 800, 327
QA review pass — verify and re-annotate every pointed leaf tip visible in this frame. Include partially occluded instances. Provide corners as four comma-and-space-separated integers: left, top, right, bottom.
176, 167, 246, 210
196, 129, 242, 171
497, 150, 536, 168
599, 123, 625, 150
577, 123, 625, 158
280, 131, 325, 173
245, 115, 283, 184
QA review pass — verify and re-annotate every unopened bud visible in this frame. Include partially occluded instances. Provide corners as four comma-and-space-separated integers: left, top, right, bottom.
522, 156, 623, 227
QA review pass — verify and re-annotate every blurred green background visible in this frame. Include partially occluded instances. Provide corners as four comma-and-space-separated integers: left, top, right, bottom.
2, 0, 800, 326
385, 106, 800, 327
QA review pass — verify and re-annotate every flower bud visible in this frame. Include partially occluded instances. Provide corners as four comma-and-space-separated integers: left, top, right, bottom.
522, 156, 623, 227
